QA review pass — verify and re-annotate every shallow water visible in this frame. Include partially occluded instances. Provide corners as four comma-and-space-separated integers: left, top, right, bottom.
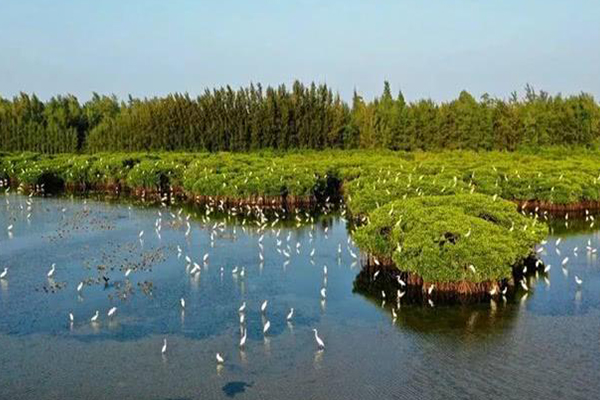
1, 194, 599, 400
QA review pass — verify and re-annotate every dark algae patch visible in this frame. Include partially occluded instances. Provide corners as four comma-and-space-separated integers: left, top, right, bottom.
222, 381, 253, 398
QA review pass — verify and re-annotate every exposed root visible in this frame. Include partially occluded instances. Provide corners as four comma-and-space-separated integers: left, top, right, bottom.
517, 200, 600, 213
356, 253, 543, 304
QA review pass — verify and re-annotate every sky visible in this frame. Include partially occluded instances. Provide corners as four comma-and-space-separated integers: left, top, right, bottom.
1, 0, 599, 102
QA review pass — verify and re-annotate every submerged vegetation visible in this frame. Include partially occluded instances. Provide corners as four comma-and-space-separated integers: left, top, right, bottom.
1, 82, 599, 153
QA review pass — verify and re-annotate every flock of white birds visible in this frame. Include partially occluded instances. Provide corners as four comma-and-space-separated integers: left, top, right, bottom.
1, 191, 367, 366
2, 190, 599, 366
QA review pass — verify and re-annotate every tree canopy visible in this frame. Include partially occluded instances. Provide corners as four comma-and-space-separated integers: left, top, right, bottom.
1, 82, 598, 153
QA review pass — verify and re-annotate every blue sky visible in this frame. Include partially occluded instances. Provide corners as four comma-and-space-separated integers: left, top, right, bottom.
1, 0, 599, 102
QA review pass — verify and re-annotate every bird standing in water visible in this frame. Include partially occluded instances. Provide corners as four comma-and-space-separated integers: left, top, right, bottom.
312, 328, 325, 349
90, 310, 99, 322
47, 263, 56, 278
261, 300, 268, 313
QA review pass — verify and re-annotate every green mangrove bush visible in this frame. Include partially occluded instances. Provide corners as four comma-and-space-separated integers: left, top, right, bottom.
353, 194, 547, 283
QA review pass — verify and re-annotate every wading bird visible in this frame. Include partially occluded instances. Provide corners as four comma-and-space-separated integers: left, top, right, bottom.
47, 263, 55, 278
520, 280, 528, 291
239, 329, 247, 347
312, 328, 325, 349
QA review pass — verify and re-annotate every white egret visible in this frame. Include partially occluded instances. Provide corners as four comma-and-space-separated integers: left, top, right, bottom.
77, 281, 84, 292
575, 276, 583, 286
520, 280, 529, 291
69, 312, 74, 322
320, 288, 327, 299
261, 300, 268, 313
0, 267, 7, 279
263, 320, 271, 334
239, 302, 246, 313
90, 310, 99, 322
216, 353, 224, 363
312, 328, 325, 349
47, 263, 56, 278
180, 298, 186, 309
286, 308, 294, 321
239, 329, 247, 347
161, 338, 167, 354
108, 307, 117, 317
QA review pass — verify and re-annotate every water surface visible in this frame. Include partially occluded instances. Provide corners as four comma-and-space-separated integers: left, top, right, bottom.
1, 195, 599, 400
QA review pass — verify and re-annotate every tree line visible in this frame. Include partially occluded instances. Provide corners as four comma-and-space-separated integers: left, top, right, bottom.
0, 81, 598, 153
